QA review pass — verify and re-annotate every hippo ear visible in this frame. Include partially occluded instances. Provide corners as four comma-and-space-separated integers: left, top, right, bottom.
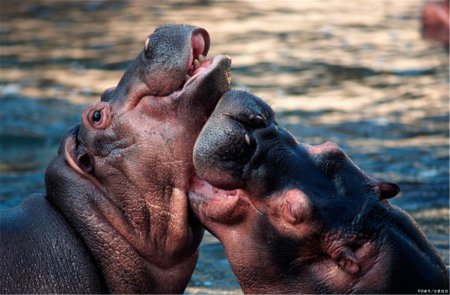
374, 181, 400, 200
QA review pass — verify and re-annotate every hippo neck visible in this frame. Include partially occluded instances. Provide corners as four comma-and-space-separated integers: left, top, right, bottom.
45, 154, 202, 293
219, 219, 318, 294
102, 165, 193, 242
105, 176, 199, 260
226, 244, 318, 294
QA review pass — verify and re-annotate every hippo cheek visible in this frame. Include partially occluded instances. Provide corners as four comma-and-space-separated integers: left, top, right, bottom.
189, 177, 250, 230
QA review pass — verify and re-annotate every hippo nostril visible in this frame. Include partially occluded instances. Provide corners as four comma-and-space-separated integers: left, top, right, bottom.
249, 114, 267, 128
225, 113, 268, 130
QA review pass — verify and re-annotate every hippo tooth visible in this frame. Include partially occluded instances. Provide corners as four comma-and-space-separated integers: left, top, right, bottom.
193, 59, 201, 69
245, 133, 251, 145
144, 37, 150, 51
198, 54, 206, 62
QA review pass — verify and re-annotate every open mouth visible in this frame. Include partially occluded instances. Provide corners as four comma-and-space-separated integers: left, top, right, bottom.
167, 29, 214, 93
126, 29, 230, 109
154, 30, 230, 98
186, 30, 212, 78
187, 54, 212, 78
178, 33, 230, 93
181, 54, 229, 91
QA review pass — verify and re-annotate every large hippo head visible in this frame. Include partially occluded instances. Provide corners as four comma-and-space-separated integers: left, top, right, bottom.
189, 90, 449, 294
45, 25, 231, 293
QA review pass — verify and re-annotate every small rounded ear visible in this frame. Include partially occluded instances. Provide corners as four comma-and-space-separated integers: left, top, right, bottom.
374, 181, 400, 200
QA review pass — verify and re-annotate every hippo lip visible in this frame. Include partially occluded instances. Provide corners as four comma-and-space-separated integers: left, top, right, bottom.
169, 28, 229, 98
190, 176, 240, 204
189, 176, 249, 223
126, 29, 231, 109
182, 54, 231, 90
134, 54, 231, 110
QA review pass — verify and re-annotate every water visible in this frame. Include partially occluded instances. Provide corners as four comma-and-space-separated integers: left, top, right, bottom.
1, 1, 448, 293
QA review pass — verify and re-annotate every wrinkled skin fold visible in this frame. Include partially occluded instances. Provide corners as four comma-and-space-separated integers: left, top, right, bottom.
189, 90, 449, 294
0, 24, 231, 294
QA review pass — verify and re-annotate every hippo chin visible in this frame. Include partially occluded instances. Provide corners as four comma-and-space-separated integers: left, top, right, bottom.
1, 25, 231, 294
189, 90, 449, 294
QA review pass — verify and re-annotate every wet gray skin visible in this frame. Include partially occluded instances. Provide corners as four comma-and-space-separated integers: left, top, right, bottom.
189, 90, 449, 294
0, 24, 231, 294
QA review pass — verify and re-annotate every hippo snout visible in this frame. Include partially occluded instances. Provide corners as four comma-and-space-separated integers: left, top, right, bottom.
216, 90, 275, 130
193, 90, 301, 192
193, 90, 277, 190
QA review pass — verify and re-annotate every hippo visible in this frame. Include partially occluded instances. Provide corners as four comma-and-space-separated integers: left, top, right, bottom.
189, 90, 449, 294
421, 0, 449, 49
0, 25, 231, 294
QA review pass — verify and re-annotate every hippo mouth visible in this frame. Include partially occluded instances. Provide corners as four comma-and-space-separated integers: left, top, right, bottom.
175, 29, 231, 99
185, 30, 211, 79
179, 54, 231, 95
127, 29, 231, 109
189, 176, 249, 224
135, 54, 231, 110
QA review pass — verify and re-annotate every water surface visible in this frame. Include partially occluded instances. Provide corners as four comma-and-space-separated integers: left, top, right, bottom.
1, 1, 448, 293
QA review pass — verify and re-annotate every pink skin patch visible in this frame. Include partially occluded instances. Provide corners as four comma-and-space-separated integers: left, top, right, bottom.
189, 176, 249, 224
189, 176, 239, 206
191, 33, 206, 58
187, 32, 212, 77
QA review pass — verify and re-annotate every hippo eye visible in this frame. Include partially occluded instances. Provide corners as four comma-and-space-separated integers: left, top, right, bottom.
93, 111, 102, 122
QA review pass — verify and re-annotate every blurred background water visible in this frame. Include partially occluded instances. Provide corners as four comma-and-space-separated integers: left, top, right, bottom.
1, 1, 448, 293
